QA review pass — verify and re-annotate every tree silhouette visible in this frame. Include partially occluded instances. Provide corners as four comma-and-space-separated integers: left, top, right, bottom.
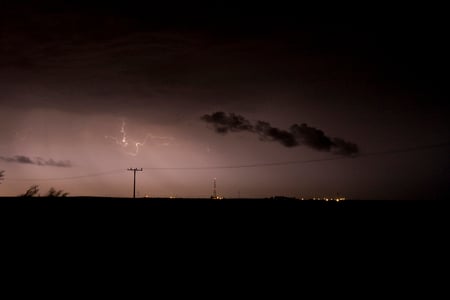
0, 170, 4, 184
19, 185, 69, 197
46, 187, 69, 197
20, 185, 40, 197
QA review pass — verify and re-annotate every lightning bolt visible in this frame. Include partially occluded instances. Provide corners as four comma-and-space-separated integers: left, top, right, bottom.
120, 121, 128, 146
106, 120, 173, 156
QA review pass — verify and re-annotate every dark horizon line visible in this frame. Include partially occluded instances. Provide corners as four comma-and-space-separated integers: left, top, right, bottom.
0, 196, 445, 201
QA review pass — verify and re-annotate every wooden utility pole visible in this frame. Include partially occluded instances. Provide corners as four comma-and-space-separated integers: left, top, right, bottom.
127, 168, 143, 198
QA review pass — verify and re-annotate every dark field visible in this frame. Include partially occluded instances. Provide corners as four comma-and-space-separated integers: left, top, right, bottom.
1, 197, 446, 256
1, 197, 445, 223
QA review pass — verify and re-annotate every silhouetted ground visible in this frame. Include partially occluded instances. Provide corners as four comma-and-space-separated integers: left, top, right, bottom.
1, 197, 446, 266
0, 197, 445, 224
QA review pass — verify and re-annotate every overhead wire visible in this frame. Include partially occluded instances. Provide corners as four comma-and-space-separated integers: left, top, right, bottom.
5, 141, 450, 182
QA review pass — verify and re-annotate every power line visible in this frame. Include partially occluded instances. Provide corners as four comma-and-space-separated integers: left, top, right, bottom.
144, 156, 345, 170
359, 142, 450, 157
142, 142, 450, 170
5, 141, 450, 181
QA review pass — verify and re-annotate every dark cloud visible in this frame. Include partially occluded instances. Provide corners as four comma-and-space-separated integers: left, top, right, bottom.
12, 155, 34, 164
35, 158, 72, 168
201, 112, 359, 156
254, 121, 298, 147
331, 138, 359, 156
0, 155, 72, 167
201, 112, 253, 134
1, 7, 446, 125
290, 124, 333, 151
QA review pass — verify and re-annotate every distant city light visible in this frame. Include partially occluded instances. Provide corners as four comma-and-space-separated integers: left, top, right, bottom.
307, 196, 346, 201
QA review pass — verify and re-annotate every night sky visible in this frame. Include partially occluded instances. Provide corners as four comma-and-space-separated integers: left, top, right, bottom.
1, 2, 449, 199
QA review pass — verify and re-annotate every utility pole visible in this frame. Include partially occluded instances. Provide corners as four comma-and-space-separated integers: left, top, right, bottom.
127, 168, 143, 198
212, 178, 217, 199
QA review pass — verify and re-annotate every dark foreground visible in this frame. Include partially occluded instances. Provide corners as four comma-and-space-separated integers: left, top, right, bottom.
1, 196, 446, 208
1, 197, 447, 260
0, 197, 446, 222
